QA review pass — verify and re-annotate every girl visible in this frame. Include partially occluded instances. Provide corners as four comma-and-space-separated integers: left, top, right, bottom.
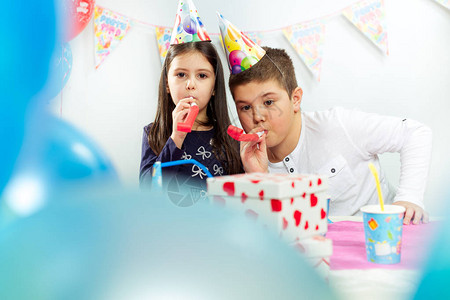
139, 41, 242, 195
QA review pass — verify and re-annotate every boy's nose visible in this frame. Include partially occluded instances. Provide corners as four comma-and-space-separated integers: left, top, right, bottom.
253, 106, 266, 123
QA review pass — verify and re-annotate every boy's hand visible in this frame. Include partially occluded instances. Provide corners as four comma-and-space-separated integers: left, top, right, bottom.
240, 127, 268, 173
393, 201, 429, 225
171, 97, 195, 148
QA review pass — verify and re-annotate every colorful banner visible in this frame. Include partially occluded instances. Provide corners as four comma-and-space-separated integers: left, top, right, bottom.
283, 20, 326, 81
94, 6, 132, 69
342, 0, 389, 55
434, 0, 450, 9
155, 26, 172, 65
92, 1, 396, 80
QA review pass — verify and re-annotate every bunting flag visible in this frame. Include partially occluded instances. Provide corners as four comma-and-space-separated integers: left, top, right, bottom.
342, 0, 389, 55
434, 0, 450, 9
91, 0, 402, 80
283, 20, 326, 81
155, 26, 172, 65
94, 6, 132, 69
245, 31, 264, 46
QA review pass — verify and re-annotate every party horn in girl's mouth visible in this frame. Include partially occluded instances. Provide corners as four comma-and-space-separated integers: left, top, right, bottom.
227, 125, 263, 142
177, 103, 199, 132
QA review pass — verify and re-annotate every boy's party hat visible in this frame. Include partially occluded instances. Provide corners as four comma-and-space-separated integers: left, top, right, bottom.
170, 0, 211, 45
216, 12, 266, 75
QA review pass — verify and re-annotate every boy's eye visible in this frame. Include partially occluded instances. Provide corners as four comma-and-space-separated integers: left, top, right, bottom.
240, 105, 251, 111
264, 100, 274, 106
176, 72, 186, 78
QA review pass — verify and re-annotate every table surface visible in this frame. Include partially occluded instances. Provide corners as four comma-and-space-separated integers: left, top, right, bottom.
327, 216, 437, 300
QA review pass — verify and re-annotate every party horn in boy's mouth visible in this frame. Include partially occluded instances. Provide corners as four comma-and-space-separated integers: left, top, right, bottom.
368, 163, 385, 211
227, 125, 263, 142
177, 103, 199, 132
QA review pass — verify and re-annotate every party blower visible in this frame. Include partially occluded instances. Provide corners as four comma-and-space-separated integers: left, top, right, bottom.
227, 125, 264, 142
177, 103, 199, 133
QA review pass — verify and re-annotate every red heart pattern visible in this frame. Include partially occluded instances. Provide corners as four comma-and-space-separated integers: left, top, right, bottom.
271, 199, 282, 212
241, 192, 248, 203
310, 194, 318, 207
223, 182, 235, 196
283, 217, 288, 229
259, 190, 264, 201
321, 208, 326, 219
294, 210, 302, 226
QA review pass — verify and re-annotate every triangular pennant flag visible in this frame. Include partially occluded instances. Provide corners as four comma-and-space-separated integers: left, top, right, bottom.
342, 0, 389, 55
244, 31, 264, 46
434, 0, 450, 9
94, 6, 132, 69
283, 19, 326, 81
155, 26, 172, 65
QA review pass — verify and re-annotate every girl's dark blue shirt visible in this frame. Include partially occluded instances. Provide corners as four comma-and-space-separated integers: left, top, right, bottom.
139, 124, 227, 193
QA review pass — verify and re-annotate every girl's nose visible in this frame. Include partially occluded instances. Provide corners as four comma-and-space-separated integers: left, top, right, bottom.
186, 79, 195, 90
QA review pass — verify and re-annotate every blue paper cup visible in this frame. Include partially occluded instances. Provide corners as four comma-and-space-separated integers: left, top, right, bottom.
360, 205, 406, 264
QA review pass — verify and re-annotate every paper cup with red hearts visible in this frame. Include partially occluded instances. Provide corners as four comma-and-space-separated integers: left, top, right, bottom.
360, 205, 405, 264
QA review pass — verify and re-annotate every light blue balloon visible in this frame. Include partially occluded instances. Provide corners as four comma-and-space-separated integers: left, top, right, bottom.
0, 0, 56, 193
0, 112, 117, 225
12, 112, 117, 184
0, 189, 336, 300
413, 217, 449, 299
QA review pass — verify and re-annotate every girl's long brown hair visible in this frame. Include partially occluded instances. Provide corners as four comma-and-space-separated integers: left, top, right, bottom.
148, 41, 242, 175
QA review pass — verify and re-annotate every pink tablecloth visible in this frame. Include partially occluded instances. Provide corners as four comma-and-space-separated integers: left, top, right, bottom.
326, 221, 440, 270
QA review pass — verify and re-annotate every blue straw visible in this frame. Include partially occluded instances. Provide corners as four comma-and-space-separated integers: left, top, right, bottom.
152, 159, 212, 190
160, 159, 213, 178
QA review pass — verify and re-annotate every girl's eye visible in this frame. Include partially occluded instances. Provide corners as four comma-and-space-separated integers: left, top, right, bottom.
176, 72, 186, 78
241, 105, 251, 111
198, 73, 208, 79
264, 100, 274, 106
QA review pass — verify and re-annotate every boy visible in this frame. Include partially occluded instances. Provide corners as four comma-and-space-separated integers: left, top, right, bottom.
228, 47, 432, 224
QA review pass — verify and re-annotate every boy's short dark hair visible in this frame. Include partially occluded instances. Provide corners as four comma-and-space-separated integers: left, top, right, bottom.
229, 47, 298, 98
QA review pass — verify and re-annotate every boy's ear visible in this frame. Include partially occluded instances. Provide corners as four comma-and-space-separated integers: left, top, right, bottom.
292, 87, 303, 113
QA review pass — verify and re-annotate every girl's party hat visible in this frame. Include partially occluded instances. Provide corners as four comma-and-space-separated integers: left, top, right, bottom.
216, 12, 266, 75
170, 0, 211, 45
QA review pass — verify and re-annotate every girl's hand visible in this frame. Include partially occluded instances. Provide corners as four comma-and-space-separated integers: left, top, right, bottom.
171, 97, 195, 148
240, 127, 269, 173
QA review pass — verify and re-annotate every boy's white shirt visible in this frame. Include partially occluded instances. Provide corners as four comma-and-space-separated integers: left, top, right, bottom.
268, 107, 432, 216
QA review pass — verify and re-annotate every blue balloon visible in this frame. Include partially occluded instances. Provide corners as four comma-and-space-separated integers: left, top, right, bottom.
36, 42, 73, 101
17, 112, 116, 182
0, 112, 117, 222
0, 189, 336, 299
413, 216, 449, 299
0, 0, 56, 193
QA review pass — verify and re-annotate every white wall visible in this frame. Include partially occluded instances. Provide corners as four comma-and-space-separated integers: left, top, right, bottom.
50, 0, 450, 215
